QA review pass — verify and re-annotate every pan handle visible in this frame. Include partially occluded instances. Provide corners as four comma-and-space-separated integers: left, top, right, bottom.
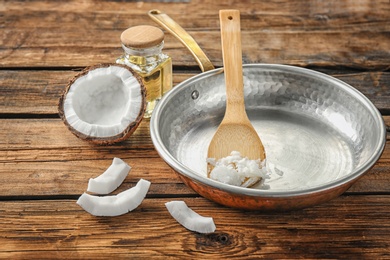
148, 9, 215, 72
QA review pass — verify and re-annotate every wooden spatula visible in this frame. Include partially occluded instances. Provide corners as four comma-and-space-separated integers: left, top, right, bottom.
207, 10, 266, 187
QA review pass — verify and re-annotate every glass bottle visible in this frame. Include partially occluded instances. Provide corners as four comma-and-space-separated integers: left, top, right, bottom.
116, 25, 172, 118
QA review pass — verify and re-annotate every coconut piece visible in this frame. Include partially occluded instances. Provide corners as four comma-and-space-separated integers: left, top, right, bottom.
87, 157, 131, 194
58, 63, 146, 145
77, 178, 151, 216
165, 201, 216, 234
207, 151, 268, 188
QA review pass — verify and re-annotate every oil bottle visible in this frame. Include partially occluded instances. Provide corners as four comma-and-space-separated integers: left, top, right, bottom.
116, 25, 172, 118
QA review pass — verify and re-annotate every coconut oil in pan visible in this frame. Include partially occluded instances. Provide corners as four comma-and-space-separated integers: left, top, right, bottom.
117, 25, 172, 118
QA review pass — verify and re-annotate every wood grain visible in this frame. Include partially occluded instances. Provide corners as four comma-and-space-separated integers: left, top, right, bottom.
0, 157, 189, 197
1, 197, 390, 259
1, 30, 388, 70
1, 0, 389, 258
1, 70, 389, 115
0, 118, 389, 197
1, 0, 389, 69
0, 70, 194, 115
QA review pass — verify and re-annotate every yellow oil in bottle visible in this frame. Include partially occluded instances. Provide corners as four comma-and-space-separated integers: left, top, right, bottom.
116, 25, 173, 118
130, 56, 172, 118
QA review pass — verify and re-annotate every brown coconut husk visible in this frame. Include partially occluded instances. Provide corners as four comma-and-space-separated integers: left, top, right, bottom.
58, 63, 146, 145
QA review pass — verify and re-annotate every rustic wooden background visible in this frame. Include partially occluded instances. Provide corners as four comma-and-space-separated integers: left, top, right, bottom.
1, 0, 389, 258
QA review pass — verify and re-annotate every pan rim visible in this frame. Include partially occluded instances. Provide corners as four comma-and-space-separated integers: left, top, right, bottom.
150, 63, 386, 198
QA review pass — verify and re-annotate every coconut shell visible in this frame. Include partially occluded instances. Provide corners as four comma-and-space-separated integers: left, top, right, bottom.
58, 63, 146, 145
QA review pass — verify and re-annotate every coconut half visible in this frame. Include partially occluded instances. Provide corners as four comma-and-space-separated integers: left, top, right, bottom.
165, 201, 216, 234
58, 63, 146, 144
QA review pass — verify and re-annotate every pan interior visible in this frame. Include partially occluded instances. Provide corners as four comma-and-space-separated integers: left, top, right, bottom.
175, 108, 355, 191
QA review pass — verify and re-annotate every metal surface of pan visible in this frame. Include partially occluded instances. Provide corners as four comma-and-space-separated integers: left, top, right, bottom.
150, 64, 386, 210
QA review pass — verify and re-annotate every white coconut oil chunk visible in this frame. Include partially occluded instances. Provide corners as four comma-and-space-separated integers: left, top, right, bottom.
207, 151, 268, 188
87, 157, 131, 194
77, 179, 151, 216
165, 201, 216, 234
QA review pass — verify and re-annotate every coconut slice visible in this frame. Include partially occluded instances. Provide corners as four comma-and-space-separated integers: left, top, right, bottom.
77, 178, 151, 216
58, 63, 146, 144
165, 201, 216, 234
87, 157, 131, 194
207, 151, 267, 188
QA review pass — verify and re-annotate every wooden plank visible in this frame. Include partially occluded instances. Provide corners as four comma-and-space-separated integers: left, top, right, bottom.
0, 119, 156, 160
0, 155, 389, 197
0, 70, 194, 115
1, 70, 389, 115
2, 0, 388, 32
1, 196, 390, 259
0, 117, 388, 156
0, 118, 389, 196
0, 157, 192, 197
1, 31, 388, 70
0, 143, 389, 197
1, 0, 389, 69
3, 1, 388, 33
0, 70, 73, 115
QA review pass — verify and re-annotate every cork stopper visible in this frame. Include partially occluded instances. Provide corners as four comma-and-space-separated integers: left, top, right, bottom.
120, 25, 164, 49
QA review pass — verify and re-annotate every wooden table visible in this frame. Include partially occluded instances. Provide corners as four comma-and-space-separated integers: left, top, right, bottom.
1, 0, 389, 258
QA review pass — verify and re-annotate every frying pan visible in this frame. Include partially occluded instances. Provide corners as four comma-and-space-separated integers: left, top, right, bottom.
149, 10, 386, 210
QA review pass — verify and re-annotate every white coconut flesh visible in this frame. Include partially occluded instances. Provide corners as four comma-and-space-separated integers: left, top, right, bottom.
207, 151, 268, 188
87, 157, 131, 195
77, 178, 151, 216
165, 201, 216, 234
60, 64, 145, 144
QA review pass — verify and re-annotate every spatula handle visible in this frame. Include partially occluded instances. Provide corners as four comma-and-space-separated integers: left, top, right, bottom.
219, 10, 246, 117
